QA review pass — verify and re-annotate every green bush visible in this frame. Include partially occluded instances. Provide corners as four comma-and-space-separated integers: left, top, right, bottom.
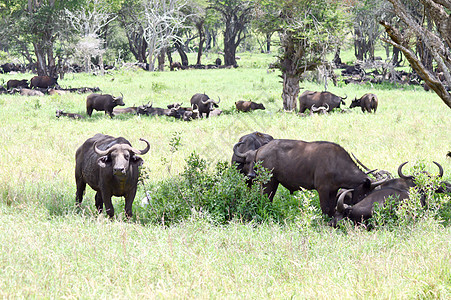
369, 162, 451, 229
134, 152, 284, 225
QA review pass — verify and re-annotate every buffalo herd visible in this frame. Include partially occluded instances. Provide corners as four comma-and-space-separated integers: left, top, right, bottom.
232, 132, 450, 227
1, 74, 448, 225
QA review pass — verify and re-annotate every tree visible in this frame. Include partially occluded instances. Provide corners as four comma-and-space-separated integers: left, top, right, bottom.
209, 0, 254, 66
353, 0, 389, 61
0, 0, 81, 77
256, 0, 348, 111
380, 0, 451, 108
118, 0, 148, 64
142, 0, 189, 71
66, 0, 117, 73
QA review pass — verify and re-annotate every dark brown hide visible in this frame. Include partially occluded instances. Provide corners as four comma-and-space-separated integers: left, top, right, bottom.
234, 139, 373, 217
30, 75, 58, 89
190, 93, 220, 118
235, 101, 265, 112
231, 132, 274, 175
75, 133, 150, 218
298, 91, 346, 113
350, 93, 378, 113
86, 93, 125, 118
7, 79, 28, 90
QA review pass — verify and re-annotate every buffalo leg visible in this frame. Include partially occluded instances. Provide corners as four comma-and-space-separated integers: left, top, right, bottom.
75, 178, 86, 204
263, 179, 279, 201
124, 189, 137, 219
102, 192, 115, 218
87, 107, 93, 117
95, 192, 103, 214
318, 188, 338, 217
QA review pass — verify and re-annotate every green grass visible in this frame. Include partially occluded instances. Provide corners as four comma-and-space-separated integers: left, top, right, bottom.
0, 52, 450, 297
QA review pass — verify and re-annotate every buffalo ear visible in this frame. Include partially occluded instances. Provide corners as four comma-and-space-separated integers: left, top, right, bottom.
97, 156, 109, 168
132, 155, 144, 167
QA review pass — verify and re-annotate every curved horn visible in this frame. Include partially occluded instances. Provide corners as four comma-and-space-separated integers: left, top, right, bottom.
398, 162, 412, 179
214, 96, 221, 104
324, 103, 329, 111
370, 176, 390, 188
311, 104, 319, 112
341, 94, 348, 100
130, 138, 150, 155
94, 142, 119, 156
433, 161, 444, 178
233, 142, 247, 159
336, 189, 353, 212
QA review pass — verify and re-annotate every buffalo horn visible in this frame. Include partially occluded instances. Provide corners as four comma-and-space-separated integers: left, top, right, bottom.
311, 104, 319, 112
122, 138, 150, 155
233, 142, 248, 159
95, 138, 150, 156
324, 103, 329, 111
336, 189, 353, 213
370, 176, 390, 188
398, 162, 413, 179
433, 161, 444, 178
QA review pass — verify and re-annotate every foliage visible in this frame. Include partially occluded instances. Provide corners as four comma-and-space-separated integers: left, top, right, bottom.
135, 152, 284, 225
370, 162, 451, 229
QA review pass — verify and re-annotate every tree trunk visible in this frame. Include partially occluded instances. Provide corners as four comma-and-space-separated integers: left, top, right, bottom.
266, 32, 272, 53
282, 73, 300, 111
196, 21, 205, 65
158, 49, 165, 71
33, 42, 47, 76
174, 40, 188, 66
224, 38, 237, 66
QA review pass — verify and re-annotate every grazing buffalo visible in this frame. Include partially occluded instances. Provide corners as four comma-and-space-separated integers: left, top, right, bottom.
190, 93, 220, 118
56, 109, 84, 119
231, 132, 274, 176
298, 91, 347, 113
350, 93, 378, 113
30, 75, 58, 89
75, 133, 150, 218
233, 139, 386, 217
86, 93, 125, 117
332, 161, 448, 226
7, 79, 28, 90
235, 101, 265, 112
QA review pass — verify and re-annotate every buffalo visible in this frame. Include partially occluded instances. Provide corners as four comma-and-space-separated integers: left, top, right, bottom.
235, 101, 265, 112
30, 75, 58, 89
231, 132, 274, 176
190, 93, 220, 118
11, 88, 44, 96
7, 79, 28, 90
350, 93, 378, 113
113, 107, 138, 115
137, 103, 177, 117
56, 109, 84, 119
332, 161, 448, 226
75, 133, 150, 218
298, 91, 347, 113
233, 139, 385, 217
86, 93, 125, 117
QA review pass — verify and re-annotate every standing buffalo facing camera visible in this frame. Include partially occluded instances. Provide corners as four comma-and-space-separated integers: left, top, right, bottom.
190, 93, 220, 118
86, 93, 125, 117
75, 133, 150, 218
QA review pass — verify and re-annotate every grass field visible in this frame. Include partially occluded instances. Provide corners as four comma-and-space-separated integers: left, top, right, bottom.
0, 52, 450, 298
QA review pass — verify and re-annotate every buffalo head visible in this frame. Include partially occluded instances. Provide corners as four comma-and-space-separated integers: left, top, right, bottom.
94, 138, 150, 176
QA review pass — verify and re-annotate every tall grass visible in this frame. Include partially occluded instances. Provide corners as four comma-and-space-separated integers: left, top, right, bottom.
0, 53, 450, 297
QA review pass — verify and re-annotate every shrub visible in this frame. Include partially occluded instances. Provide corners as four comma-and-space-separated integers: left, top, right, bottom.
134, 152, 284, 226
